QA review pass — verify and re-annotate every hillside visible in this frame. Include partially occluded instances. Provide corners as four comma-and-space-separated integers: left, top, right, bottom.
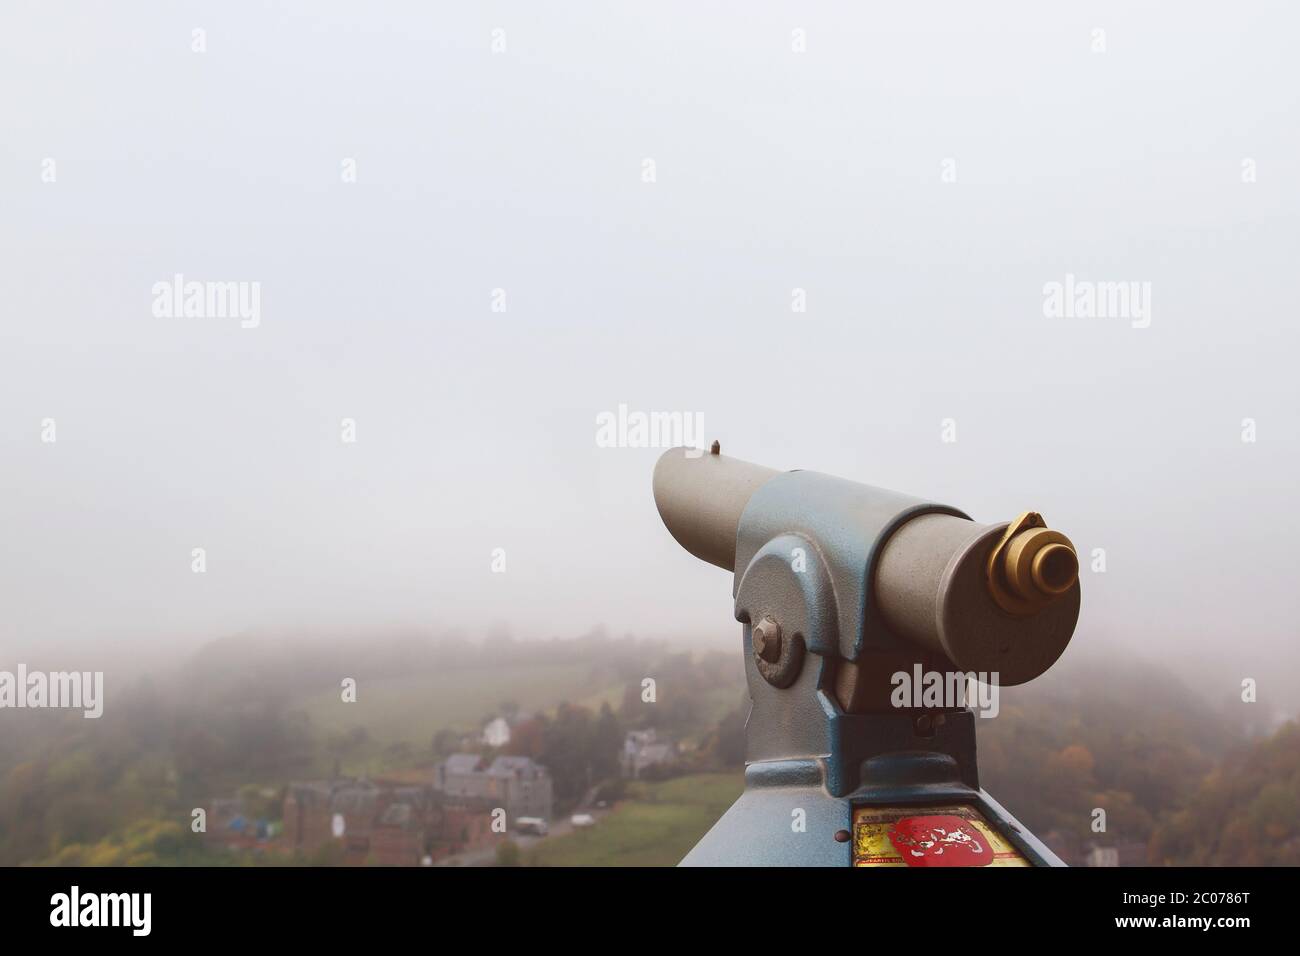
1, 632, 1291, 866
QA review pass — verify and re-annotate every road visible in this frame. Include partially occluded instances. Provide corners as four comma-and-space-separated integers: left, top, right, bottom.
432, 808, 610, 867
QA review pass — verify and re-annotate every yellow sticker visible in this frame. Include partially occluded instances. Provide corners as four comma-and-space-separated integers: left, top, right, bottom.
852, 804, 1030, 867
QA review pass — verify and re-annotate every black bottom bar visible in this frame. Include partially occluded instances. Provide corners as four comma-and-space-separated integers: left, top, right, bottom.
0, 865, 1281, 941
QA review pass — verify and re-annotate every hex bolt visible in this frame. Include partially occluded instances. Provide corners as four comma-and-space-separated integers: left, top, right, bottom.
752, 616, 783, 662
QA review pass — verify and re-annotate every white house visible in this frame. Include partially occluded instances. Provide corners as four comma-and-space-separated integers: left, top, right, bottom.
481, 717, 511, 748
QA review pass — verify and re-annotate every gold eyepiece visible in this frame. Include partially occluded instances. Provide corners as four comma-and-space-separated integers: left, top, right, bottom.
1031, 543, 1078, 595
987, 512, 1079, 616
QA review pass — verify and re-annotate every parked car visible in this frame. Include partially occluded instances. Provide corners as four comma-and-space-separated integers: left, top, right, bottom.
570, 813, 596, 828
515, 816, 549, 836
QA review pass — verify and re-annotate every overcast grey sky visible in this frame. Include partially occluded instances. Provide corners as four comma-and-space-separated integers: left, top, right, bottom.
2, 4, 1297, 705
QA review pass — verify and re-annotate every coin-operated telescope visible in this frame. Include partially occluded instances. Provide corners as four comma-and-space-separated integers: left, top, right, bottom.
654, 444, 1081, 867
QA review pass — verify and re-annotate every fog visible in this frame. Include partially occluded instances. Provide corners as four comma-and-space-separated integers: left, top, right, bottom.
2, 5, 1297, 708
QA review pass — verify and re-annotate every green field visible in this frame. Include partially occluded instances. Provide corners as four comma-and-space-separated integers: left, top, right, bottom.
529, 773, 744, 866
296, 662, 618, 746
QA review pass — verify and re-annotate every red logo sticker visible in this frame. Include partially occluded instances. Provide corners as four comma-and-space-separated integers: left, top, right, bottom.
887, 814, 993, 867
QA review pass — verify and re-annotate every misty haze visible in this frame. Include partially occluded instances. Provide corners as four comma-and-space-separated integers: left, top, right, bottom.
1, 3, 1297, 884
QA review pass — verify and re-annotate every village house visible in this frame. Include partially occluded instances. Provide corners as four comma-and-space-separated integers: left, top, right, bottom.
481, 716, 511, 748
436, 753, 554, 822
479, 710, 537, 749
621, 728, 678, 779
281, 776, 495, 865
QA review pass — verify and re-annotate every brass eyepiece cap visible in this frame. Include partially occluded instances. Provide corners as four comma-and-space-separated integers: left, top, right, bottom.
986, 512, 1079, 616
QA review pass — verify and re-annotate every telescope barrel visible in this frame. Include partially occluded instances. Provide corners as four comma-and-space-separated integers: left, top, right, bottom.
872, 511, 1080, 683
652, 446, 779, 571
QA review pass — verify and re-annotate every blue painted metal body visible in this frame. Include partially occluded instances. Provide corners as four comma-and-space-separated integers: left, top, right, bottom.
680, 469, 1064, 867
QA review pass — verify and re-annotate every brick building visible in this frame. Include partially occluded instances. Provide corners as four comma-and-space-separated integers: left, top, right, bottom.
282, 777, 495, 865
